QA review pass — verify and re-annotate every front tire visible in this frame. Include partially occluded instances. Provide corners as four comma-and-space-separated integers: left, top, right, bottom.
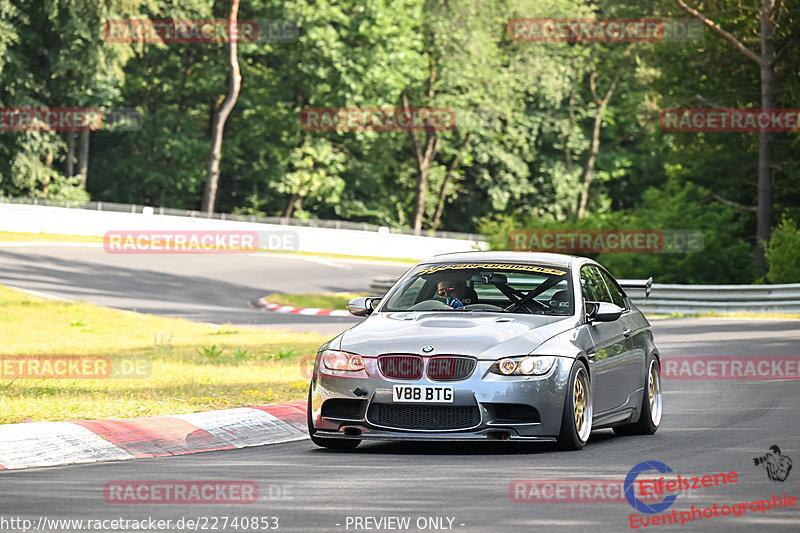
613, 357, 662, 436
556, 360, 592, 450
307, 385, 361, 450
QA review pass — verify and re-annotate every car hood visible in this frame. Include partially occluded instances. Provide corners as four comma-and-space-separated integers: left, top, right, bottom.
339, 312, 578, 359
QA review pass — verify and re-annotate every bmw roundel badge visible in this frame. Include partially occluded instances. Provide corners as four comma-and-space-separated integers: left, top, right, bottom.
421, 345, 434, 353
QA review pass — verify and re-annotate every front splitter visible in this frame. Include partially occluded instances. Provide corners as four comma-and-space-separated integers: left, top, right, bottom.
315, 427, 557, 442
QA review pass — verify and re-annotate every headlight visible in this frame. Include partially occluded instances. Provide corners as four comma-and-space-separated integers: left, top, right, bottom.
491, 356, 557, 376
498, 359, 517, 375
322, 350, 365, 371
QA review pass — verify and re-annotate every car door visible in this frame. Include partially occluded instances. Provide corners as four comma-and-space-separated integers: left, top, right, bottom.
597, 267, 647, 404
580, 265, 632, 414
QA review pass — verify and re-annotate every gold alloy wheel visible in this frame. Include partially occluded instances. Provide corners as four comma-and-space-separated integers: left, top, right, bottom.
574, 376, 585, 430
573, 366, 592, 442
648, 359, 663, 426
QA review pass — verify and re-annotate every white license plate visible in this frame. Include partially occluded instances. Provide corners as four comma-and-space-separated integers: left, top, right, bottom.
392, 385, 454, 403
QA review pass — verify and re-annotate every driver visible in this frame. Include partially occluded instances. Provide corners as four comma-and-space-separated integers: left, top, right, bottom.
437, 280, 466, 309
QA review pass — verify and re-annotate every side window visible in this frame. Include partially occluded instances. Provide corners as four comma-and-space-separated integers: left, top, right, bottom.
598, 268, 627, 309
580, 266, 612, 303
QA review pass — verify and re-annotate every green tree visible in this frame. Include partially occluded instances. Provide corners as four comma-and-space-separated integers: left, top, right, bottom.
764, 218, 800, 283
276, 137, 346, 219
0, 0, 144, 199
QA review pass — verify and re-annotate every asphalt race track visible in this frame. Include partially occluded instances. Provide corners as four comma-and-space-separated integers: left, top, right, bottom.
0, 319, 798, 532
0, 243, 409, 333
1, 244, 799, 532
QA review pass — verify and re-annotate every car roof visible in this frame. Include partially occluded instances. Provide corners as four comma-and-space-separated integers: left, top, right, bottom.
418, 251, 588, 269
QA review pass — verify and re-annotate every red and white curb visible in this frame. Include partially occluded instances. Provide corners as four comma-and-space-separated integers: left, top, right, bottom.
0, 401, 308, 471
249, 297, 351, 317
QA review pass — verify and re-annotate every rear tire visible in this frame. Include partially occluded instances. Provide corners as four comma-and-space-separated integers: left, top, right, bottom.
556, 360, 592, 450
307, 385, 361, 450
613, 357, 662, 436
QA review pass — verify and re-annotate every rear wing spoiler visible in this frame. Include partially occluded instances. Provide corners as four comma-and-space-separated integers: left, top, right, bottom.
618, 277, 653, 298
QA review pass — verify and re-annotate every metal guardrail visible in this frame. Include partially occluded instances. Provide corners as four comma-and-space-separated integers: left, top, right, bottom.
370, 278, 399, 295
627, 283, 800, 314
369, 278, 800, 314
0, 196, 485, 242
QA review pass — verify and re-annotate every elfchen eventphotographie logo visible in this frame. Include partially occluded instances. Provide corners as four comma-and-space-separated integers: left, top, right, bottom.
624, 460, 797, 529
753, 445, 793, 482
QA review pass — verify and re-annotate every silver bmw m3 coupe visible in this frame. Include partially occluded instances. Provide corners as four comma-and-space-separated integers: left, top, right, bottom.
307, 251, 662, 450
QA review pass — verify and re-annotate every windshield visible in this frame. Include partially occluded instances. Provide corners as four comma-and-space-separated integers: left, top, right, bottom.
380, 262, 573, 315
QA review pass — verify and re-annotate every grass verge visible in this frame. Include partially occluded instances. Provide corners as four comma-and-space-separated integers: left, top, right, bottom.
646, 311, 800, 319
0, 230, 418, 263
0, 231, 99, 243
0, 285, 329, 424
265, 292, 368, 310
263, 295, 800, 319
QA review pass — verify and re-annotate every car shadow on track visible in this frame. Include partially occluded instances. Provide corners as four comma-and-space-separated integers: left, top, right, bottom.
308, 430, 618, 455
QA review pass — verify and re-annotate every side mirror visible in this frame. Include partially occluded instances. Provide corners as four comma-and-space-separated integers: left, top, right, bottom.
587, 301, 624, 322
347, 297, 381, 317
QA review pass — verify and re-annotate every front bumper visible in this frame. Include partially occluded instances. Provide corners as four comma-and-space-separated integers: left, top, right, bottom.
309, 355, 573, 441
326, 427, 557, 442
